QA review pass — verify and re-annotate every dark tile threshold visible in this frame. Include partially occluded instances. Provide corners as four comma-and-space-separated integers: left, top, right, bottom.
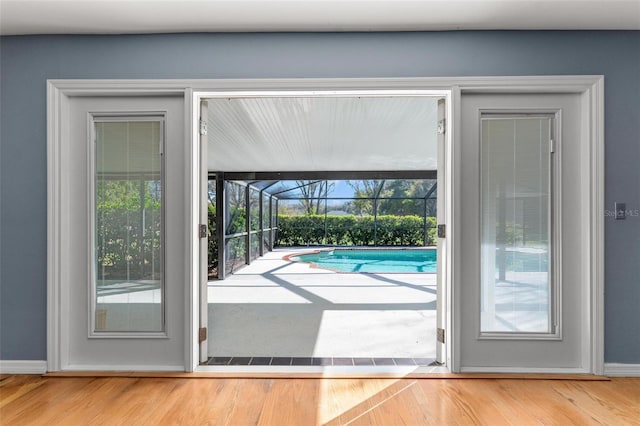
208, 356, 435, 367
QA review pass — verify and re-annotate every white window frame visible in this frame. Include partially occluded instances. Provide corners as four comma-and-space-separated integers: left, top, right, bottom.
477, 109, 562, 341
47, 76, 604, 375
88, 112, 168, 338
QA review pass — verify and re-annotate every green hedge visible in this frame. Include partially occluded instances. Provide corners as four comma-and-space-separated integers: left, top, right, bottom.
96, 206, 162, 280
276, 214, 437, 246
208, 204, 218, 271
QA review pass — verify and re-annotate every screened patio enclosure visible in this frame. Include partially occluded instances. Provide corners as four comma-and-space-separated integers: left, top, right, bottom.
207, 171, 437, 280
204, 95, 443, 280
201, 96, 443, 362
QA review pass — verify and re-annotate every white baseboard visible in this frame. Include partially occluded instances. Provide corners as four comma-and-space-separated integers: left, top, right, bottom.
6, 361, 634, 376
0, 360, 47, 374
460, 366, 590, 374
61, 364, 185, 372
604, 363, 640, 377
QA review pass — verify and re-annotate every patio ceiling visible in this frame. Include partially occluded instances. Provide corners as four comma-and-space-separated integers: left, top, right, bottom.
206, 96, 439, 172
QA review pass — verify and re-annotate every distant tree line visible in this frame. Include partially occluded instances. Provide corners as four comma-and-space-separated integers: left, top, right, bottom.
278, 179, 436, 217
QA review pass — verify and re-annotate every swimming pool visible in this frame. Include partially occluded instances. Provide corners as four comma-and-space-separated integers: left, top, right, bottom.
289, 248, 437, 273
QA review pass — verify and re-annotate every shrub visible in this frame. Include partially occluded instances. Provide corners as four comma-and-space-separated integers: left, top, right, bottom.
275, 214, 437, 246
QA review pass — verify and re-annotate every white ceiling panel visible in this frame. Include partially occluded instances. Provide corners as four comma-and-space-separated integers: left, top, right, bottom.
1, 0, 638, 35
206, 97, 439, 172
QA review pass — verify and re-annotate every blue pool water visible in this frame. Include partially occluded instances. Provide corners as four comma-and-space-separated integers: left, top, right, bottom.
290, 249, 437, 273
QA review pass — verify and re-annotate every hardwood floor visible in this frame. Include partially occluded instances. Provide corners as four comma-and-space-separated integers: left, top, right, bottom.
1, 375, 638, 425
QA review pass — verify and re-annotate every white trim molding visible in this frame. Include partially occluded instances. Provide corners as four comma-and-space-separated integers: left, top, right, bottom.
47, 76, 604, 94
588, 77, 606, 376
0, 360, 47, 375
62, 364, 185, 372
47, 77, 604, 375
460, 366, 591, 375
604, 363, 640, 377
47, 81, 63, 372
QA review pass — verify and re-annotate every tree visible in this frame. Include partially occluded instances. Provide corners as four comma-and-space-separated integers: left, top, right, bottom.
207, 180, 217, 206
296, 180, 334, 214
377, 179, 437, 216
225, 182, 247, 234
346, 180, 385, 215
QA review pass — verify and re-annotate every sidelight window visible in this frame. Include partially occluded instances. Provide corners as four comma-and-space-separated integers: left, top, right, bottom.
480, 114, 558, 335
91, 116, 165, 334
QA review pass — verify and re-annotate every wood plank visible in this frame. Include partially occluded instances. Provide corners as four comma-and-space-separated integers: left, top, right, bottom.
0, 375, 48, 410
1, 375, 636, 425
550, 380, 640, 424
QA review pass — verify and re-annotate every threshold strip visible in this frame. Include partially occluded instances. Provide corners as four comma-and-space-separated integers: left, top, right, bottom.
207, 356, 437, 367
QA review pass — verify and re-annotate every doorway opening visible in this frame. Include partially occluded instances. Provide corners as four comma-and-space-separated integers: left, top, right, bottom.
198, 93, 448, 370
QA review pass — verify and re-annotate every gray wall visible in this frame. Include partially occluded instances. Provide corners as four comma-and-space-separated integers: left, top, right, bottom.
1, 31, 638, 363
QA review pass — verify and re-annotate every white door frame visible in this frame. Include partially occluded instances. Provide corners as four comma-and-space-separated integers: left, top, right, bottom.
193, 87, 452, 374
47, 83, 193, 371
47, 76, 603, 374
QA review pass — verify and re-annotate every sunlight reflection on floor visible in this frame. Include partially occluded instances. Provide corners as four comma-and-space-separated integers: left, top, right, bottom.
318, 377, 420, 425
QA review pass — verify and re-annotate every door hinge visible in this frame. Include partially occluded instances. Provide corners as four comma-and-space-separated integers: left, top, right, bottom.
437, 328, 445, 344
199, 118, 208, 136
199, 327, 207, 343
550, 138, 556, 154
199, 224, 207, 239
437, 118, 446, 135
437, 224, 446, 238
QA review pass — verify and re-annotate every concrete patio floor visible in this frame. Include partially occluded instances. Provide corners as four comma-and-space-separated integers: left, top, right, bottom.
208, 248, 437, 359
